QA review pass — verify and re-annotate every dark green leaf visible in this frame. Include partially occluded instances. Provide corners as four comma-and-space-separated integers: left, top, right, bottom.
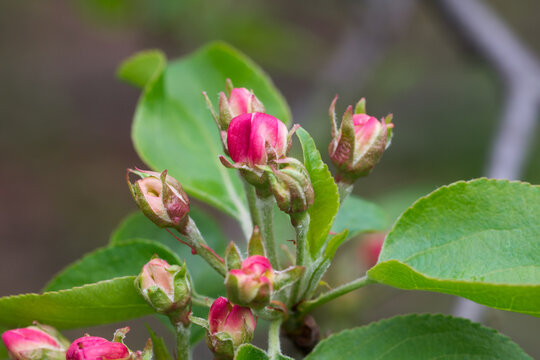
0, 277, 152, 329
306, 314, 531, 359
296, 127, 339, 258
125, 42, 291, 222
111, 209, 227, 296
44, 240, 181, 292
369, 179, 540, 316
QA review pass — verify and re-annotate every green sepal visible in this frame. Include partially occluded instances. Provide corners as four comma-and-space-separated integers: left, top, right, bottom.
225, 241, 243, 271
248, 226, 266, 257
274, 266, 305, 291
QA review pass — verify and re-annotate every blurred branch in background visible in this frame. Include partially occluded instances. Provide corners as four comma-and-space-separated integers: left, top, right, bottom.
436, 0, 540, 322
294, 0, 416, 124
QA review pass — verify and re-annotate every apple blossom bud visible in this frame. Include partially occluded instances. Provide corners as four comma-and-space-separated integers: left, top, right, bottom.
225, 255, 274, 309
218, 84, 265, 131
2, 324, 69, 360
205, 297, 256, 360
359, 233, 385, 269
135, 258, 191, 324
66, 336, 130, 360
127, 169, 189, 229
266, 158, 314, 215
227, 113, 288, 167
329, 97, 393, 183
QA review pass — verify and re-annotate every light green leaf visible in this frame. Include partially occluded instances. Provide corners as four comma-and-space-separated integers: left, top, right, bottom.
110, 209, 226, 296
235, 344, 268, 360
0, 277, 152, 329
332, 195, 389, 236
125, 42, 291, 222
44, 240, 182, 292
306, 314, 531, 359
368, 179, 540, 316
296, 127, 339, 258
117, 50, 166, 89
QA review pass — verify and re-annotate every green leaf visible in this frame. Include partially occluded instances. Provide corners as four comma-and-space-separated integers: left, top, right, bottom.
0, 277, 152, 330
44, 240, 182, 292
117, 50, 166, 89
368, 179, 540, 316
296, 127, 339, 258
126, 42, 291, 222
332, 195, 389, 236
235, 344, 269, 360
146, 325, 173, 360
111, 208, 227, 296
305, 314, 531, 359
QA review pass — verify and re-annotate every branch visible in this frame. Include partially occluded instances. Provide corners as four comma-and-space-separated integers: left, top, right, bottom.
436, 0, 540, 322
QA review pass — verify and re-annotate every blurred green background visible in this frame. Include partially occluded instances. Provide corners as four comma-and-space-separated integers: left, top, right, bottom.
1, 0, 539, 358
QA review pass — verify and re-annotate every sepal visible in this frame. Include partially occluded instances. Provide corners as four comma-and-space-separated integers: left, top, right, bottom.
273, 266, 305, 291
225, 241, 243, 271
247, 226, 266, 257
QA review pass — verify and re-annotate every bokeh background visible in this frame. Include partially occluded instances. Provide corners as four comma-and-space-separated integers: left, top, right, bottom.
1, 0, 539, 358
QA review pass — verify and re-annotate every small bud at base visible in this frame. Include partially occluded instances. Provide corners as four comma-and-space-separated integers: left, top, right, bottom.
2, 326, 67, 360
66, 336, 130, 360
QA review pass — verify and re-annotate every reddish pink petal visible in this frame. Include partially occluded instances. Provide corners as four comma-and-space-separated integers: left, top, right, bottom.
242, 255, 272, 276
2, 328, 61, 354
208, 297, 232, 334
141, 258, 173, 296
229, 88, 251, 117
248, 113, 288, 165
227, 114, 253, 163
224, 305, 256, 334
353, 114, 381, 143
67, 337, 129, 360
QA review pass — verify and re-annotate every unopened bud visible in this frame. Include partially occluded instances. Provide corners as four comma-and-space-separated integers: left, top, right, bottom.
267, 157, 314, 214
218, 81, 265, 131
329, 97, 393, 183
206, 297, 256, 360
225, 255, 274, 309
66, 336, 130, 360
2, 323, 69, 360
127, 169, 190, 229
135, 258, 191, 324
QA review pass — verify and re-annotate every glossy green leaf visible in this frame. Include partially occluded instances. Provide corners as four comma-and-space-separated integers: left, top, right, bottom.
235, 344, 269, 360
332, 195, 389, 236
123, 42, 291, 224
306, 314, 531, 359
296, 127, 339, 258
368, 179, 540, 316
0, 277, 153, 330
44, 240, 182, 292
110, 209, 227, 296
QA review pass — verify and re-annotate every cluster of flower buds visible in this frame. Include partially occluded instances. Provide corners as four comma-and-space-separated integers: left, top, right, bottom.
328, 97, 393, 183
2, 323, 70, 360
2, 325, 149, 360
127, 169, 190, 230
135, 258, 192, 325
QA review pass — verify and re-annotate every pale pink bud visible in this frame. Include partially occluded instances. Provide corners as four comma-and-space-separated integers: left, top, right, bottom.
127, 169, 190, 229
225, 255, 273, 309
66, 336, 130, 360
329, 97, 393, 183
135, 258, 191, 322
2, 326, 67, 360
206, 297, 256, 358
227, 113, 288, 167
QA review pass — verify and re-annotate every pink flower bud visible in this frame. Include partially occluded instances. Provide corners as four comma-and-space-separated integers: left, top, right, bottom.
127, 169, 189, 229
227, 88, 264, 118
329, 97, 393, 183
66, 336, 130, 360
227, 113, 288, 167
206, 297, 256, 359
225, 255, 274, 309
2, 325, 68, 360
135, 258, 191, 323
358, 233, 385, 269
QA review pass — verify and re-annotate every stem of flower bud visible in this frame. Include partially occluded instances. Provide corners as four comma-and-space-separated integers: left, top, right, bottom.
175, 323, 191, 360
174, 217, 227, 277
296, 276, 374, 316
337, 181, 354, 205
290, 212, 310, 304
268, 318, 284, 359
256, 194, 279, 269
243, 179, 263, 235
